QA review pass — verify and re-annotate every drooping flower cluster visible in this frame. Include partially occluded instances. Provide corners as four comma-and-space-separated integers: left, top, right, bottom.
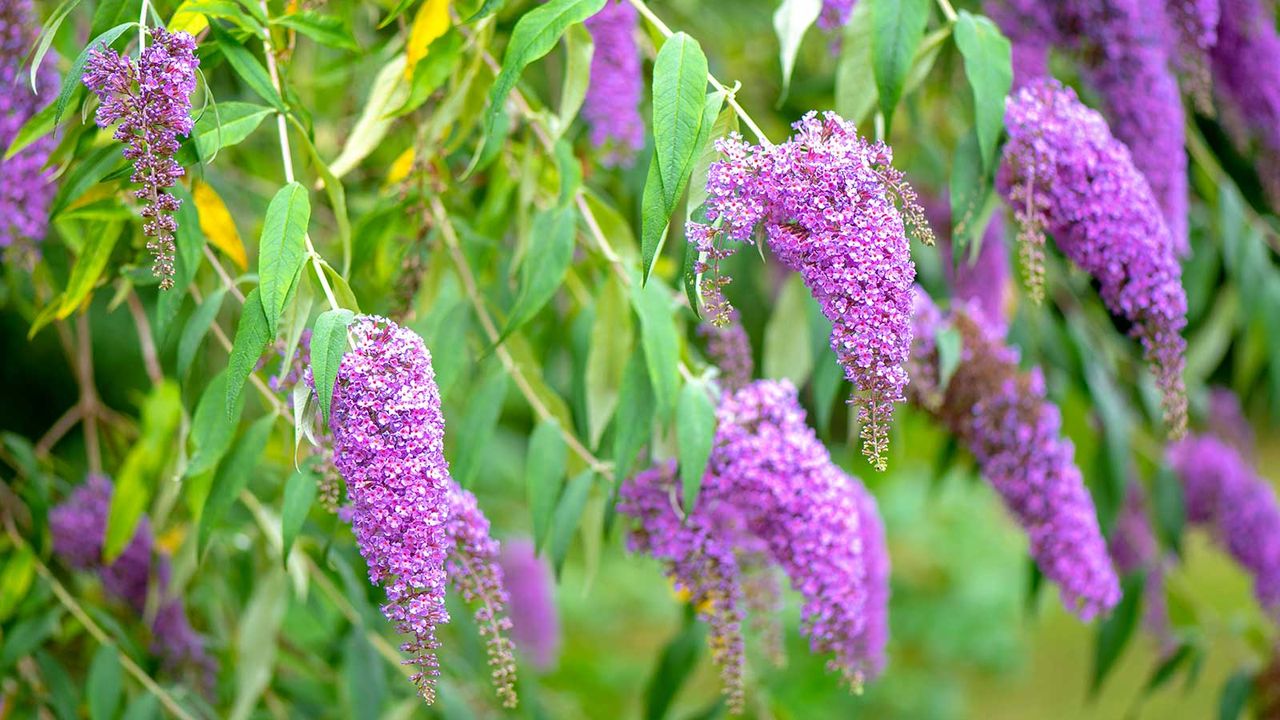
498, 539, 561, 671
49, 476, 216, 685
690, 111, 932, 470
818, 0, 857, 30
908, 290, 1122, 620
82, 28, 199, 290
620, 380, 890, 711
443, 482, 517, 707
329, 316, 454, 702
1108, 484, 1174, 653
988, 0, 1189, 254
1169, 434, 1280, 617
998, 79, 1188, 437
1207, 387, 1254, 462
0, 0, 58, 264
699, 309, 754, 393
583, 0, 644, 166
1209, 0, 1280, 203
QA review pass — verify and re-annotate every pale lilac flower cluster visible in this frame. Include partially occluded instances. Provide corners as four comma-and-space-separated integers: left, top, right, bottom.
49, 476, 216, 685
998, 79, 1188, 437
444, 482, 517, 707
908, 290, 1122, 620
1210, 0, 1280, 202
988, 0, 1189, 253
498, 539, 561, 671
329, 316, 453, 702
818, 0, 857, 30
699, 309, 754, 392
620, 380, 890, 710
583, 0, 644, 166
82, 28, 198, 290
1169, 435, 1280, 617
690, 111, 931, 470
0, 0, 57, 264
1108, 485, 1174, 653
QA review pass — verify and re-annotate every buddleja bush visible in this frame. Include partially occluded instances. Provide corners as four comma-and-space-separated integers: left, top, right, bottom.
2, 0, 1280, 716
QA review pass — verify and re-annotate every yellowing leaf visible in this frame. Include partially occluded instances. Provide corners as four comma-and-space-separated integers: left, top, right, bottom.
385, 147, 415, 187
329, 55, 409, 178
193, 180, 248, 270
406, 0, 450, 80
168, 1, 210, 35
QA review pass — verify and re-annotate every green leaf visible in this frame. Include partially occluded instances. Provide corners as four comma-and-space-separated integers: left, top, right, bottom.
258, 182, 312, 335
465, 0, 506, 22
631, 278, 682, 420
1091, 573, 1143, 695
954, 11, 1012, 172
329, 55, 410, 177
90, 0, 138, 37
58, 222, 122, 318
653, 33, 709, 206
281, 464, 317, 565
476, 0, 605, 171
452, 362, 509, 486
230, 569, 287, 720
0, 546, 36, 621
343, 628, 387, 720
105, 381, 182, 561
676, 380, 716, 511
1143, 643, 1194, 696
178, 287, 228, 378
527, 420, 568, 552
773, 0, 821, 99
226, 288, 273, 418
554, 138, 582, 208
36, 650, 80, 720
1152, 464, 1186, 557
949, 127, 994, 252
188, 370, 245, 478
549, 470, 594, 575
87, 645, 123, 720
586, 275, 634, 446
311, 308, 355, 424
192, 101, 272, 159
870, 0, 930, 130
4, 98, 57, 160
645, 615, 704, 720
54, 22, 135, 125
556, 24, 594, 136
209, 23, 286, 110
763, 274, 814, 386
0, 609, 62, 672
935, 326, 963, 393
199, 414, 275, 555
49, 144, 125, 218
686, 103, 738, 221
613, 352, 654, 483
271, 10, 358, 50
834, 0, 877, 124
1218, 671, 1253, 720
501, 206, 576, 339
391, 31, 464, 118
119, 695, 159, 720
31, 0, 82, 91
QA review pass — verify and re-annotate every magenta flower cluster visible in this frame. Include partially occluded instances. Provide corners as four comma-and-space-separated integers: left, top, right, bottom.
50, 476, 216, 685
82, 28, 198, 290
329, 316, 454, 702
998, 79, 1188, 437
1210, 0, 1280, 201
584, 0, 644, 166
498, 539, 561, 671
690, 111, 931, 470
818, 0, 857, 30
1170, 434, 1280, 618
699, 309, 754, 393
620, 380, 890, 710
989, 0, 1189, 254
0, 0, 57, 263
909, 290, 1122, 621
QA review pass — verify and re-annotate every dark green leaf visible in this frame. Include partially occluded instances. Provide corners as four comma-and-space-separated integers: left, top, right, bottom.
188, 370, 245, 478
199, 414, 275, 555
49, 144, 125, 218
258, 182, 312, 335
632, 278, 681, 419
5, 98, 57, 160
1152, 464, 1186, 557
645, 615, 704, 720
452, 362, 509, 486
343, 628, 386, 720
281, 464, 317, 565
90, 0, 138, 38
0, 609, 62, 671
640, 154, 671, 282
613, 352, 654, 483
870, 0, 930, 130
310, 308, 354, 424
87, 645, 123, 720
954, 11, 1012, 171
54, 22, 135, 125
950, 127, 994, 252
527, 420, 568, 551
192, 101, 272, 159
178, 287, 228, 378
1219, 671, 1253, 720
501, 206, 576, 339
1091, 573, 1143, 695
226, 288, 273, 418
1143, 643, 1194, 696
464, 0, 506, 22
209, 23, 286, 110
652, 33, 709, 209
676, 380, 716, 511
272, 11, 358, 50
549, 470, 594, 575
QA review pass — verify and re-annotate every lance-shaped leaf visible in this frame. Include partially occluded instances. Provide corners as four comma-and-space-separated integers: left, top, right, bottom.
226, 288, 273, 418
773, 0, 821, 99
188, 370, 245, 478
526, 420, 568, 552
281, 463, 317, 565
53, 22, 135, 125
676, 379, 716, 511
258, 182, 311, 335
311, 308, 355, 424
500, 206, 576, 340
104, 381, 182, 561
870, 0, 930, 130
549, 470, 594, 575
328, 55, 410, 178
954, 11, 1012, 172
199, 414, 275, 555
631, 278, 681, 420
209, 23, 285, 110
191, 102, 272, 161
271, 11, 358, 51
194, 179, 249, 270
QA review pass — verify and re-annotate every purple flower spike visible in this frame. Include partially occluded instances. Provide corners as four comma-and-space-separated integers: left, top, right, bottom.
82, 28, 198, 290
909, 289, 1122, 621
1170, 435, 1280, 618
621, 380, 891, 709
699, 309, 754, 393
0, 0, 57, 264
818, 0, 857, 30
584, 0, 644, 166
1210, 0, 1280, 203
998, 79, 1188, 437
689, 111, 931, 470
498, 539, 561, 671
329, 316, 454, 703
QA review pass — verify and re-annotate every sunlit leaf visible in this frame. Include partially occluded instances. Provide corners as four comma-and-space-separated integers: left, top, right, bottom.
258, 182, 311, 335
405, 0, 450, 79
